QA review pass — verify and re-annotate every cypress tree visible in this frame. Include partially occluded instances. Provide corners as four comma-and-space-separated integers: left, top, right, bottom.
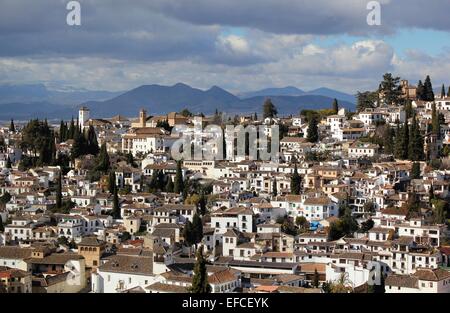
165, 176, 174, 193
307, 115, 319, 143
174, 161, 184, 194
441, 84, 446, 98
6, 156, 11, 169
423, 75, 435, 101
108, 171, 116, 194
59, 120, 65, 142
56, 171, 62, 209
447, 86, 450, 97
183, 220, 195, 247
87, 125, 99, 155
95, 143, 110, 173
416, 80, 424, 100
272, 178, 278, 197
408, 116, 424, 161
290, 163, 301, 195
411, 162, 421, 179
313, 269, 320, 288
112, 183, 121, 219
68, 117, 75, 139
332, 98, 339, 114
263, 98, 278, 119
192, 212, 203, 245
0, 216, 4, 232
9, 119, 15, 132
198, 194, 207, 216
401, 120, 409, 160
431, 102, 440, 138
189, 247, 211, 293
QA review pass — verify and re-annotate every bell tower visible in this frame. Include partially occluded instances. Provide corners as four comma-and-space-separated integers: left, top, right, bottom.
139, 109, 147, 128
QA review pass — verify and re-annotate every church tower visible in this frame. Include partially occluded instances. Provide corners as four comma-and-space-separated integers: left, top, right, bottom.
139, 109, 147, 128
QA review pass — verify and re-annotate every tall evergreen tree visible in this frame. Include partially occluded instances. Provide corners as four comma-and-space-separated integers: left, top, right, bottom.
86, 125, 99, 155
408, 116, 424, 161
411, 162, 421, 179
447, 86, 450, 97
9, 119, 15, 132
441, 84, 446, 98
68, 117, 75, 139
183, 220, 195, 247
192, 212, 204, 245
5, 156, 11, 169
307, 115, 319, 143
165, 176, 174, 193
313, 269, 320, 288
423, 75, 435, 101
416, 80, 425, 100
332, 98, 339, 114
379, 73, 402, 105
262, 98, 278, 119
112, 183, 121, 219
189, 247, 211, 293
431, 102, 440, 138
174, 161, 184, 194
272, 178, 278, 197
401, 120, 409, 160
383, 125, 395, 155
95, 143, 110, 173
108, 171, 116, 194
56, 171, 62, 209
0, 215, 4, 232
290, 163, 301, 195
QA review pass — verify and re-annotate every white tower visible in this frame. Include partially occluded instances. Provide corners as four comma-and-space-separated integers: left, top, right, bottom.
79, 106, 90, 130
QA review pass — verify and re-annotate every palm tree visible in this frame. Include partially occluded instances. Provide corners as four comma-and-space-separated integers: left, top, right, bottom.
330, 272, 353, 293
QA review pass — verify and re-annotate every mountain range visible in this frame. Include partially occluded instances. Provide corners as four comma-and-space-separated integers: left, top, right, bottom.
0, 83, 356, 120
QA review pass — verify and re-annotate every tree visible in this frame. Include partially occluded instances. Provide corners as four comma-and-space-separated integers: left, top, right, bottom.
295, 216, 309, 233
108, 171, 116, 194
126, 152, 137, 168
431, 199, 448, 224
189, 247, 211, 293
0, 192, 11, 204
192, 212, 204, 246
5, 156, 11, 169
272, 178, 278, 197
290, 163, 301, 195
95, 143, 110, 173
411, 162, 421, 179
332, 98, 339, 114
56, 171, 62, 209
441, 84, 446, 98
360, 219, 374, 233
111, 183, 121, 219
404, 100, 413, 119
263, 98, 277, 119
9, 119, 15, 132
71, 126, 87, 159
183, 220, 195, 247
408, 115, 424, 161
431, 102, 440, 138
198, 194, 207, 216
86, 125, 100, 155
174, 161, 184, 194
306, 115, 319, 143
379, 73, 402, 105
423, 75, 435, 101
416, 80, 425, 100
313, 269, 320, 288
180, 109, 193, 117
447, 86, 450, 97
356, 91, 377, 112
0, 216, 4, 232
165, 176, 174, 193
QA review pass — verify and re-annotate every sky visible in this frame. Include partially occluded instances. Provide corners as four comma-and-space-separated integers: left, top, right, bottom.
1, 0, 450, 94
